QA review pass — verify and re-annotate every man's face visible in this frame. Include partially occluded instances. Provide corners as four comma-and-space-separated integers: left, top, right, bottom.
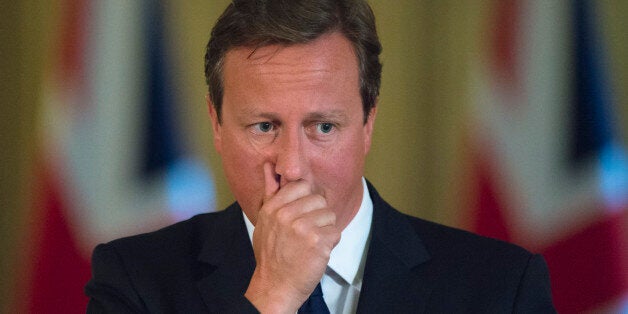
208, 32, 376, 230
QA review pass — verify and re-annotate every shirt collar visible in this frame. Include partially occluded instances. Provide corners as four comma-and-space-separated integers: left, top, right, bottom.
242, 178, 373, 286
327, 177, 373, 285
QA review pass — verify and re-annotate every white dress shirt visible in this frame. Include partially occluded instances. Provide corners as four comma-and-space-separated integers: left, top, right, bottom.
243, 178, 373, 314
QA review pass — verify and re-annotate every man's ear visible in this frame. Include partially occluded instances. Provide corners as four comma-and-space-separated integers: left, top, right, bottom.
206, 94, 222, 154
363, 105, 377, 154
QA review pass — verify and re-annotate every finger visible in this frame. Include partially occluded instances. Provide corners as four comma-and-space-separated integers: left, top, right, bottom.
321, 224, 342, 249
301, 208, 336, 228
292, 213, 340, 255
263, 162, 280, 201
276, 194, 327, 222
269, 181, 317, 210
290, 208, 336, 238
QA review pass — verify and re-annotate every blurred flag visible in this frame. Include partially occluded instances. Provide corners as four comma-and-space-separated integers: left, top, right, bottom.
18, 0, 215, 312
469, 1, 628, 313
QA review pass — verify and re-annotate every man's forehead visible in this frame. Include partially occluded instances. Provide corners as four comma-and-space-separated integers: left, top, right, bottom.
220, 32, 363, 120
223, 32, 357, 70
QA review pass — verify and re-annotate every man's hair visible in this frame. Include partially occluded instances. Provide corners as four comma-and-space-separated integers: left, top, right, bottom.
204, 0, 382, 123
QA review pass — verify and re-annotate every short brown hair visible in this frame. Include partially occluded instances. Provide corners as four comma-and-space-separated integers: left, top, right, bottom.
204, 0, 382, 123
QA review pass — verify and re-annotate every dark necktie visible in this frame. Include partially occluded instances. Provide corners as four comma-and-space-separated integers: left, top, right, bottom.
298, 283, 330, 314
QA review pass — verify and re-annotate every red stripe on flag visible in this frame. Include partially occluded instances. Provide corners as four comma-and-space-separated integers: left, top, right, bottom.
26, 162, 91, 313
491, 0, 521, 86
491, 0, 521, 94
59, 0, 88, 82
491, 0, 521, 82
471, 152, 512, 242
542, 209, 628, 313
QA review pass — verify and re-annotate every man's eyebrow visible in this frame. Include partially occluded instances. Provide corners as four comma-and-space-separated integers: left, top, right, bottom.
304, 110, 348, 121
237, 108, 348, 122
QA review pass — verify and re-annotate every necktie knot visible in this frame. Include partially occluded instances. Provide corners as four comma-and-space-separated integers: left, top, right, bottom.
298, 283, 330, 314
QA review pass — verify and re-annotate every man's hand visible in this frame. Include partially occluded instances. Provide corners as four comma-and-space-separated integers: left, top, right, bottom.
244, 163, 341, 313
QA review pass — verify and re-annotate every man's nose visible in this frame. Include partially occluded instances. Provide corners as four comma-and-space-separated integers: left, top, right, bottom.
274, 128, 308, 185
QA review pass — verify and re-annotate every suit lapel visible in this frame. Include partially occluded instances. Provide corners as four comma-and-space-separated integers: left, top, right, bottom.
356, 183, 433, 313
196, 203, 256, 313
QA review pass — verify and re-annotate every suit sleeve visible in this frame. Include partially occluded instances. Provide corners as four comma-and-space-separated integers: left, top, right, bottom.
84, 244, 147, 314
513, 254, 556, 314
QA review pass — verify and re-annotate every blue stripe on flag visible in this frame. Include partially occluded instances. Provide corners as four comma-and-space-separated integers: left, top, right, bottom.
572, 0, 628, 210
139, 0, 216, 217
142, 1, 182, 177
570, 0, 614, 164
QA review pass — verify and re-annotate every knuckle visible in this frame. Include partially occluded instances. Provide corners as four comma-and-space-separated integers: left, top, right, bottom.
295, 180, 312, 194
323, 246, 332, 259
275, 208, 292, 224
292, 219, 309, 235
313, 195, 327, 208
327, 211, 337, 224
304, 194, 326, 209
308, 233, 322, 247
333, 231, 341, 244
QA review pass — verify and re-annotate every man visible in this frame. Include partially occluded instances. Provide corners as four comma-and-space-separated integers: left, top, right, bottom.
85, 0, 556, 313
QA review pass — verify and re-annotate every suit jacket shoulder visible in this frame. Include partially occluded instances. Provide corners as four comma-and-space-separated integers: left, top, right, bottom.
85, 203, 258, 313
359, 181, 556, 313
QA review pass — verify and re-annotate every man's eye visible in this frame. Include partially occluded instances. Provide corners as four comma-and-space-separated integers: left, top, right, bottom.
253, 122, 274, 133
316, 123, 334, 134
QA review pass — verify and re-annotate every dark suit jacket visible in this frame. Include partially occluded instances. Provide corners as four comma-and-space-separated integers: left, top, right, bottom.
85, 183, 556, 313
